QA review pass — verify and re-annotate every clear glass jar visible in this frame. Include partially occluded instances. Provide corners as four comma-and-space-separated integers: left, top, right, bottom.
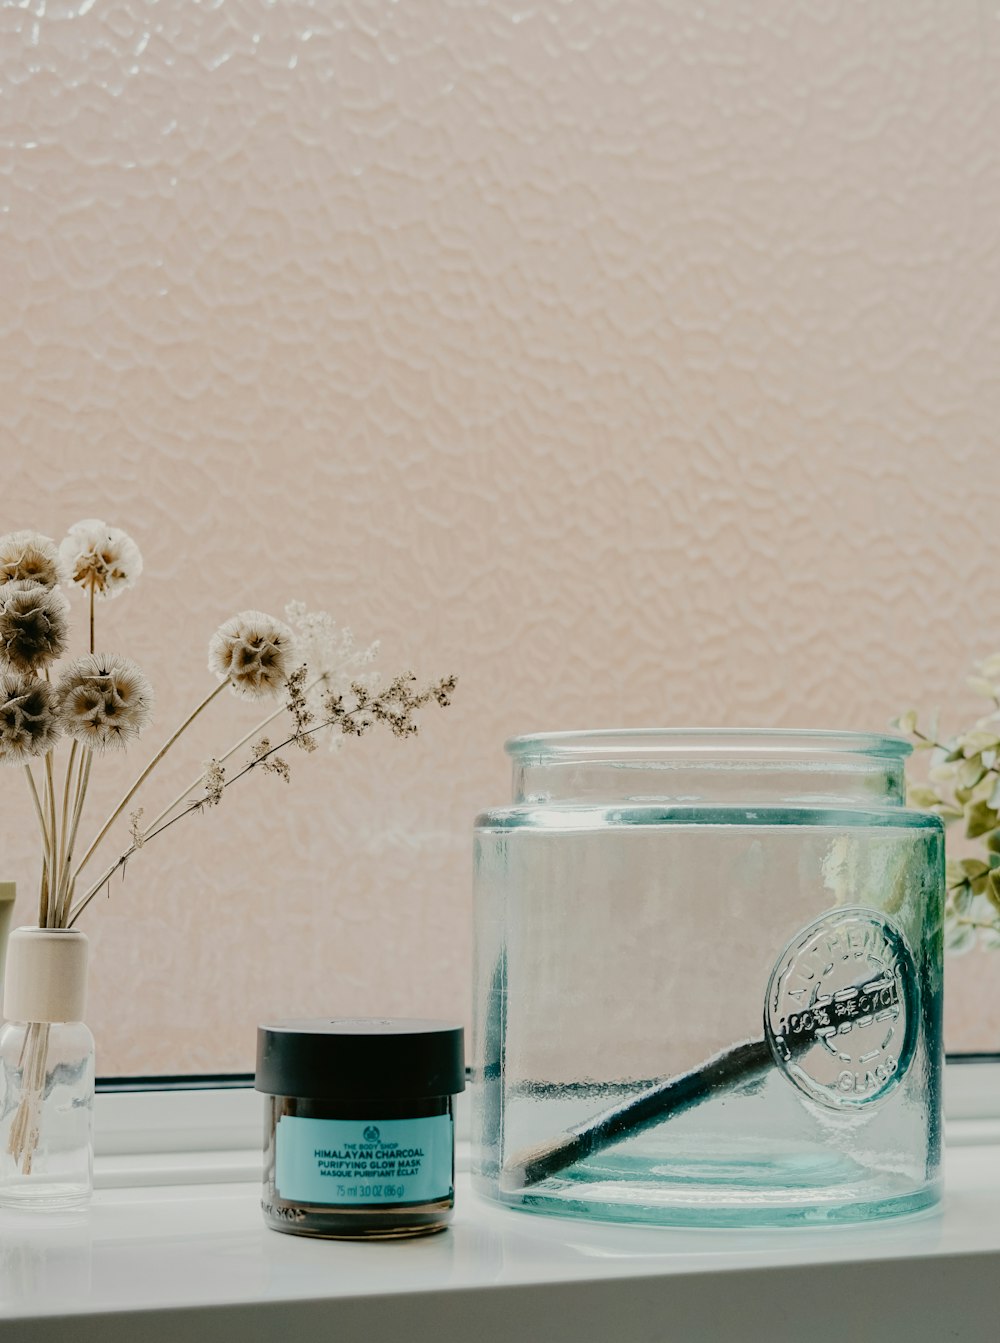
0, 1019, 95, 1210
472, 730, 944, 1227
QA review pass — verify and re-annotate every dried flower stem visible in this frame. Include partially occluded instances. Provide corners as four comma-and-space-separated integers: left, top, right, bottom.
63, 748, 86, 891
66, 675, 456, 927
60, 740, 78, 846
71, 678, 230, 886
37, 855, 48, 930
23, 763, 51, 870
57, 748, 92, 925
44, 577, 95, 926
54, 739, 78, 917
68, 722, 334, 925
42, 752, 58, 926
141, 672, 327, 838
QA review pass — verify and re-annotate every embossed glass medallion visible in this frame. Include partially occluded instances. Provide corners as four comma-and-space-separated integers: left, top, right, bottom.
764, 906, 918, 1109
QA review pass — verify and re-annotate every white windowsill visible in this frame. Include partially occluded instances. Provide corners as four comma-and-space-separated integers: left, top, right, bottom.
1, 1062, 997, 1343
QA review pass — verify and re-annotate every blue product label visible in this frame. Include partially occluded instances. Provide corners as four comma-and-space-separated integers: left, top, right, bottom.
275, 1114, 453, 1206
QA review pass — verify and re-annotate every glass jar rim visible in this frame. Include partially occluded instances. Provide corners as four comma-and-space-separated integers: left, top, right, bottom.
505, 728, 912, 762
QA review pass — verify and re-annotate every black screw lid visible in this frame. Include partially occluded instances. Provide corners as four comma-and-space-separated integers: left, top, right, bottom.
255, 1018, 465, 1101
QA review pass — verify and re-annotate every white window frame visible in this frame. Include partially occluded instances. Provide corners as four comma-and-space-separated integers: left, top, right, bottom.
93, 1060, 997, 1188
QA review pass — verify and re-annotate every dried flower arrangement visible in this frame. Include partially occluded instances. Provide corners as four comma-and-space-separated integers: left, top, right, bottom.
0, 522, 456, 1172
893, 653, 1000, 954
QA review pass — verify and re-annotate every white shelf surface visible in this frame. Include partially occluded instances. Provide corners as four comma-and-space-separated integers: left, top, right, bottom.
2, 1136, 999, 1343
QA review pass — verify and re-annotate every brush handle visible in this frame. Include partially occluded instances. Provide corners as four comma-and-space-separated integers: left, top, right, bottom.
502, 1038, 772, 1190
500, 959, 904, 1190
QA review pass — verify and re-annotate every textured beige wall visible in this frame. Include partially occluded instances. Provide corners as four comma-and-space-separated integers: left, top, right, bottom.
2, 0, 1000, 1072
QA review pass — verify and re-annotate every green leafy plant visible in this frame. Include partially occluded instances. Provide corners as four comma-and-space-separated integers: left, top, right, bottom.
893, 653, 1000, 953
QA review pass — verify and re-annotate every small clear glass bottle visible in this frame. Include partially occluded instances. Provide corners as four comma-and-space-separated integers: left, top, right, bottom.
0, 928, 94, 1210
256, 1018, 465, 1240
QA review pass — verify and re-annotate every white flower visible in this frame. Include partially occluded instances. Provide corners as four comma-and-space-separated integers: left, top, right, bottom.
944, 918, 978, 956
0, 673, 61, 764
968, 652, 1000, 702
284, 601, 380, 749
208, 610, 295, 699
55, 653, 154, 751
59, 518, 142, 599
0, 581, 70, 673
0, 531, 68, 589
